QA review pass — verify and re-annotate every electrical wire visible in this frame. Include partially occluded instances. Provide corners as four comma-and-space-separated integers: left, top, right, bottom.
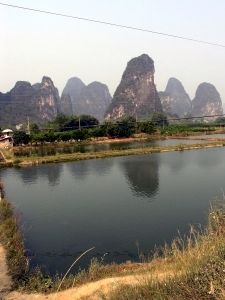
1, 2, 225, 48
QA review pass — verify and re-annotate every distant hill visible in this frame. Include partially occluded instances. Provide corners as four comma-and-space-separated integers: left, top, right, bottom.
191, 83, 223, 120
164, 78, 191, 117
158, 91, 172, 115
105, 54, 163, 121
0, 77, 72, 126
62, 78, 112, 122
159, 78, 191, 117
62, 77, 86, 110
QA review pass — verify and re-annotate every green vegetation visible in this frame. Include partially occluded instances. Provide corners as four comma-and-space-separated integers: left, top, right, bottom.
158, 123, 216, 136
151, 112, 169, 127
9, 112, 225, 147
215, 116, 225, 126
13, 131, 30, 146
30, 122, 40, 134
47, 113, 99, 131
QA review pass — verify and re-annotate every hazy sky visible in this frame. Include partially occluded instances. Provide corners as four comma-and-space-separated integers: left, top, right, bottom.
1, 0, 225, 104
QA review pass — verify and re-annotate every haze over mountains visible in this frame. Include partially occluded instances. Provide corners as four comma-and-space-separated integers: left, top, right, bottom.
0, 54, 223, 126
62, 77, 112, 122
159, 78, 223, 119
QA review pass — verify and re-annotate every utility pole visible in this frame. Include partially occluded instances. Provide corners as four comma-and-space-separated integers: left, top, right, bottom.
79, 116, 81, 130
27, 117, 30, 134
136, 113, 138, 134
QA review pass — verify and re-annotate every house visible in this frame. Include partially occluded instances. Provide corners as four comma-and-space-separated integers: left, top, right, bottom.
0, 129, 13, 148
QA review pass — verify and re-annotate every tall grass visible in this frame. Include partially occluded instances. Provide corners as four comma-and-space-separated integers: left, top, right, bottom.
102, 198, 225, 299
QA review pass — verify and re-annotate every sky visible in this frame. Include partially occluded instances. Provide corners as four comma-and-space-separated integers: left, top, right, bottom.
1, 0, 225, 105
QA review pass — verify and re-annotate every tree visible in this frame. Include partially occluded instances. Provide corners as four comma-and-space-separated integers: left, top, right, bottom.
49, 114, 99, 131
79, 115, 99, 128
107, 117, 136, 138
51, 113, 70, 131
151, 113, 169, 127
13, 131, 30, 146
89, 126, 107, 138
72, 128, 89, 142
215, 117, 225, 125
30, 133, 45, 145
59, 131, 73, 142
138, 121, 155, 134
43, 131, 57, 143
30, 123, 40, 134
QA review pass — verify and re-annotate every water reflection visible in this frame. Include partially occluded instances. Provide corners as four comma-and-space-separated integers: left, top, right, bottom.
38, 164, 63, 186
160, 151, 189, 175
66, 158, 113, 180
193, 147, 222, 170
120, 155, 159, 198
17, 164, 63, 187
18, 166, 39, 185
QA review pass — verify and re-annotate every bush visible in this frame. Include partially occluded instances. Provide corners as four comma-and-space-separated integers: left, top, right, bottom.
13, 131, 30, 146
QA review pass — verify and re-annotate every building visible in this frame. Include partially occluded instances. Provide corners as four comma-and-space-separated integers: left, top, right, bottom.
0, 129, 13, 148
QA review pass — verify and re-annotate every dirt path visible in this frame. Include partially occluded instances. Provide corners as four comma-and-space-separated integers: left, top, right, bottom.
0, 245, 12, 298
3, 274, 145, 300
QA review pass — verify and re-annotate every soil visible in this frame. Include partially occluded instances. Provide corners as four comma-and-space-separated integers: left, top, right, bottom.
0, 246, 12, 299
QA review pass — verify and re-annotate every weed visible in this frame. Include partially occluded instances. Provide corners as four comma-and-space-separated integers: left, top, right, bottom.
13, 158, 22, 165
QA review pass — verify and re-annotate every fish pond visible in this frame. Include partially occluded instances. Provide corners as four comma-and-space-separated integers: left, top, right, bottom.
1, 145, 225, 275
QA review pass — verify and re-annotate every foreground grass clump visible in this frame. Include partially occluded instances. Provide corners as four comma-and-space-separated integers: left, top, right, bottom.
102, 198, 225, 300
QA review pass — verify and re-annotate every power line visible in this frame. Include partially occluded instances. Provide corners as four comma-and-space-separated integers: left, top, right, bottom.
1, 2, 225, 48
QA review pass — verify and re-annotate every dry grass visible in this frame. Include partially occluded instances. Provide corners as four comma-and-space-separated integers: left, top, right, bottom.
100, 198, 225, 299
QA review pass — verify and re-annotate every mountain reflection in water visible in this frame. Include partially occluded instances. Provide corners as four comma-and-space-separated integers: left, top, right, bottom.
121, 155, 159, 198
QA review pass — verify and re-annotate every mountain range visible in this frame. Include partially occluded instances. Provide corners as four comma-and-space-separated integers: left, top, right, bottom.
159, 77, 223, 120
0, 54, 223, 127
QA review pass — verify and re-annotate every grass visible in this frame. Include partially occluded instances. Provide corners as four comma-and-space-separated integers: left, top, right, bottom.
2, 187, 225, 298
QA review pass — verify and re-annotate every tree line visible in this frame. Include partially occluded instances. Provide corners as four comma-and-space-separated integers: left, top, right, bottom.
12, 113, 225, 146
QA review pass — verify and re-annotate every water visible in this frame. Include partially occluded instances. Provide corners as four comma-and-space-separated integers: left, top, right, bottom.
1, 146, 225, 275
13, 138, 215, 157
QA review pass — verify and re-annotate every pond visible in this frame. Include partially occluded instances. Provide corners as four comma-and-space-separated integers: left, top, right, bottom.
1, 146, 225, 275
13, 138, 215, 157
